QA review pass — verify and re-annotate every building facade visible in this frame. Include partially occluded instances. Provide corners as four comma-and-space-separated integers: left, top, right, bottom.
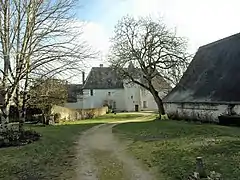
66, 64, 169, 112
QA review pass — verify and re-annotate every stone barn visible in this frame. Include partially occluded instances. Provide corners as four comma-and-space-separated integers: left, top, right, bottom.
164, 33, 240, 123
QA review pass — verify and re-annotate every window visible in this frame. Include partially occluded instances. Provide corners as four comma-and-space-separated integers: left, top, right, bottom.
131, 95, 133, 99
108, 92, 111, 96
90, 89, 93, 96
143, 101, 147, 108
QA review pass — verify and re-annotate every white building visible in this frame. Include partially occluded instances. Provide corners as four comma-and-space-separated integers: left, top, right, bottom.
66, 64, 170, 112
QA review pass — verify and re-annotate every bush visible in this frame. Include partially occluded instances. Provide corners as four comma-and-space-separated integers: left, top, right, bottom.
26, 114, 43, 123
85, 111, 95, 119
0, 128, 41, 148
21, 130, 41, 142
54, 113, 61, 123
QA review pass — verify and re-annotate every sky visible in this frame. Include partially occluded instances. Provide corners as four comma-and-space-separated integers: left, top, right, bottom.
73, 0, 240, 82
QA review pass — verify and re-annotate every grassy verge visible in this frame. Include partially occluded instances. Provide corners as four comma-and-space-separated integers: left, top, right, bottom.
0, 123, 98, 180
113, 120, 240, 180
59, 113, 151, 125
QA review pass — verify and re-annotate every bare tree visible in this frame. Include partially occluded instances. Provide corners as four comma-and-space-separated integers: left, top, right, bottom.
109, 16, 190, 117
0, 0, 95, 133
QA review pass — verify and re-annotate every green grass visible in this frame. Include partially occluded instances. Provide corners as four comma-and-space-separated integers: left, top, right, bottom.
0, 113, 149, 180
0, 123, 98, 180
0, 113, 155, 179
59, 113, 149, 125
93, 150, 125, 180
113, 120, 240, 180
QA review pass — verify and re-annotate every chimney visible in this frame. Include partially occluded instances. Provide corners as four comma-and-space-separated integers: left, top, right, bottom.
82, 71, 85, 84
100, 64, 103, 67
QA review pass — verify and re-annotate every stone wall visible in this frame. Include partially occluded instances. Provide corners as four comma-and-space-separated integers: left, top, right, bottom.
81, 107, 109, 119
51, 105, 108, 121
164, 102, 240, 123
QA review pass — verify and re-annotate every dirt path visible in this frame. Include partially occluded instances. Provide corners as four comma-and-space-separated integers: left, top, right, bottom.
75, 115, 156, 180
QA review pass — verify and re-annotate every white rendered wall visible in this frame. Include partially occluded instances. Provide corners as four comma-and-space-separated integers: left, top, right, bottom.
82, 89, 126, 111
164, 102, 240, 122
124, 82, 142, 111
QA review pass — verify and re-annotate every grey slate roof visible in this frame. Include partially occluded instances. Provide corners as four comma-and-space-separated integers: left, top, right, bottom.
67, 84, 83, 102
83, 67, 124, 89
164, 33, 240, 103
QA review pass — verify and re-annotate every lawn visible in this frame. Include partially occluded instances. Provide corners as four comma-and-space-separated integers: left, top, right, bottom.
113, 119, 240, 180
0, 113, 149, 180
0, 123, 98, 180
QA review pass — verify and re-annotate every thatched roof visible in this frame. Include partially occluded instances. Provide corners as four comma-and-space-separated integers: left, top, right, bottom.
164, 33, 240, 103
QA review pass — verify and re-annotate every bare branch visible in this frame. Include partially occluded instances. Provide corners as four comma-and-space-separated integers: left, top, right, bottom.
109, 15, 191, 116
0, 0, 96, 130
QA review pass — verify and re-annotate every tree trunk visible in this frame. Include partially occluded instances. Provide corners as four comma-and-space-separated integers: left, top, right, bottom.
42, 106, 51, 125
0, 104, 10, 133
42, 113, 46, 124
148, 83, 165, 117
152, 91, 165, 116
15, 84, 24, 133
19, 90, 28, 132
18, 108, 26, 133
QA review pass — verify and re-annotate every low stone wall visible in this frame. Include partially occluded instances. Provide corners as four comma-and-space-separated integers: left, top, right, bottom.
164, 102, 240, 123
51, 105, 108, 121
80, 107, 109, 119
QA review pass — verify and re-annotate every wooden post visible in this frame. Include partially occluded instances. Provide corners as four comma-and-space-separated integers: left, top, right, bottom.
196, 157, 207, 178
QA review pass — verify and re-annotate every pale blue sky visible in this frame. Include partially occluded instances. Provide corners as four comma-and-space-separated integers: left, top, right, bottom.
71, 0, 240, 82
77, 0, 134, 36
77, 0, 240, 53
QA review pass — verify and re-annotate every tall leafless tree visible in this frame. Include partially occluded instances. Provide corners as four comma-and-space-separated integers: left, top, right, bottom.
109, 16, 190, 117
0, 0, 95, 132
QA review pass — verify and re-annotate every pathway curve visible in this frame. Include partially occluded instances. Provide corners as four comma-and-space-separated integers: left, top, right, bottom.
75, 113, 156, 180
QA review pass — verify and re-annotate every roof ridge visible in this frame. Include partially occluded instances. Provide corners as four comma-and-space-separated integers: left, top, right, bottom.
165, 32, 240, 102
199, 32, 240, 49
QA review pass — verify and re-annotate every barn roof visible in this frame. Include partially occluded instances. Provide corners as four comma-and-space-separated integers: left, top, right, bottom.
164, 33, 240, 103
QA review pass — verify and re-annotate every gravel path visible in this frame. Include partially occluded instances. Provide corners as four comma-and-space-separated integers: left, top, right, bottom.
75, 115, 156, 180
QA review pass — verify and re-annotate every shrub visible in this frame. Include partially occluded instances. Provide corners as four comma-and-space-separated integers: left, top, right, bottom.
54, 113, 61, 123
0, 128, 41, 148
85, 111, 95, 119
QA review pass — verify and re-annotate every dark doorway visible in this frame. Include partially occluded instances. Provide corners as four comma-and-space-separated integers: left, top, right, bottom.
135, 105, 139, 112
